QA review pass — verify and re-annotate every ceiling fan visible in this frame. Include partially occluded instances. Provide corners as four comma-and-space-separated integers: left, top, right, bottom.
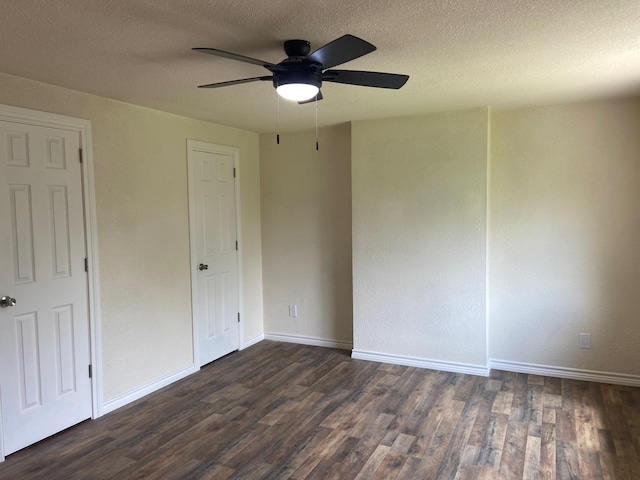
193, 34, 409, 103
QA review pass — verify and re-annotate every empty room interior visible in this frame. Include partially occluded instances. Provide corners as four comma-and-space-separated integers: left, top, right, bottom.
1, 1, 640, 478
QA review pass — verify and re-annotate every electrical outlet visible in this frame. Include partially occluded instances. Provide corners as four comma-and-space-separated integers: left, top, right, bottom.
579, 333, 591, 349
289, 304, 297, 317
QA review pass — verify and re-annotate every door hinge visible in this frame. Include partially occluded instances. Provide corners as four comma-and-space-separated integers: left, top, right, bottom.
233, 167, 236, 178
237, 312, 240, 323
84, 258, 88, 272
79, 148, 83, 163
88, 365, 92, 378
235, 240, 238, 251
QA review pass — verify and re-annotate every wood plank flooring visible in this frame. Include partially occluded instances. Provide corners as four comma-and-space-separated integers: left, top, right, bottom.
1, 341, 639, 479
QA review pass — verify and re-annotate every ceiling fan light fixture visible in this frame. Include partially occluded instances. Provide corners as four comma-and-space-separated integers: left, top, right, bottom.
275, 70, 322, 102
276, 83, 319, 102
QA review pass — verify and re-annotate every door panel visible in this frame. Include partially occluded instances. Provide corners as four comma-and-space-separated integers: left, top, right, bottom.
188, 141, 239, 366
49, 185, 72, 278
53, 304, 77, 395
15, 311, 42, 409
0, 120, 91, 455
9, 185, 35, 284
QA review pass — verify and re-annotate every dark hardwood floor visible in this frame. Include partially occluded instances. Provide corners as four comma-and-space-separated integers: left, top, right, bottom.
1, 341, 639, 479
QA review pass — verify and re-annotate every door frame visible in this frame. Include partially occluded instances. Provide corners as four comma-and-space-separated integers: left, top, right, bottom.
0, 105, 102, 462
186, 140, 244, 368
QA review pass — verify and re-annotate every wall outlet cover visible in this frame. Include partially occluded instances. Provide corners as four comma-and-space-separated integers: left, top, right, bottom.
579, 333, 591, 349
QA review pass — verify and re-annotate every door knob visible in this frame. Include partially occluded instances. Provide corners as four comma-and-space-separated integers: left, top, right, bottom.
1, 296, 17, 308
198, 264, 209, 271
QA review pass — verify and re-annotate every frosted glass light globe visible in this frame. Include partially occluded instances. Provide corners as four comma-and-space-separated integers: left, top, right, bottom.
276, 83, 319, 102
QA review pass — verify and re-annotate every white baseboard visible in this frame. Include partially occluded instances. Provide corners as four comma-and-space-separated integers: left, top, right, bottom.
242, 333, 264, 350
351, 349, 489, 377
102, 363, 198, 415
264, 332, 353, 351
489, 359, 640, 387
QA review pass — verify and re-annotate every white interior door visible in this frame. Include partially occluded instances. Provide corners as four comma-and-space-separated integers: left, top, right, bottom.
187, 140, 240, 367
0, 120, 92, 455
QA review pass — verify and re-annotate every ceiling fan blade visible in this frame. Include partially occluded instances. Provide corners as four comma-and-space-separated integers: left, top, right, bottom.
193, 48, 284, 71
197, 76, 272, 88
306, 35, 376, 69
298, 90, 323, 105
323, 70, 409, 89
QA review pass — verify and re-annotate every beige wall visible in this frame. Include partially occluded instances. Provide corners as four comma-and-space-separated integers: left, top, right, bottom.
490, 98, 640, 375
5, 69, 639, 403
260, 124, 353, 344
0, 72, 263, 401
352, 109, 489, 366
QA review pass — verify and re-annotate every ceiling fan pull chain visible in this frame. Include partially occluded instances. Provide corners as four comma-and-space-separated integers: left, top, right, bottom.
276, 83, 281, 145
315, 95, 319, 151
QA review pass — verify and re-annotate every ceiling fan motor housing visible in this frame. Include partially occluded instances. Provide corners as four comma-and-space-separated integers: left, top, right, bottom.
273, 61, 323, 90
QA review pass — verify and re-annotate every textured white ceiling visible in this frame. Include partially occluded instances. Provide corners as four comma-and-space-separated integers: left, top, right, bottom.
1, 0, 639, 133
